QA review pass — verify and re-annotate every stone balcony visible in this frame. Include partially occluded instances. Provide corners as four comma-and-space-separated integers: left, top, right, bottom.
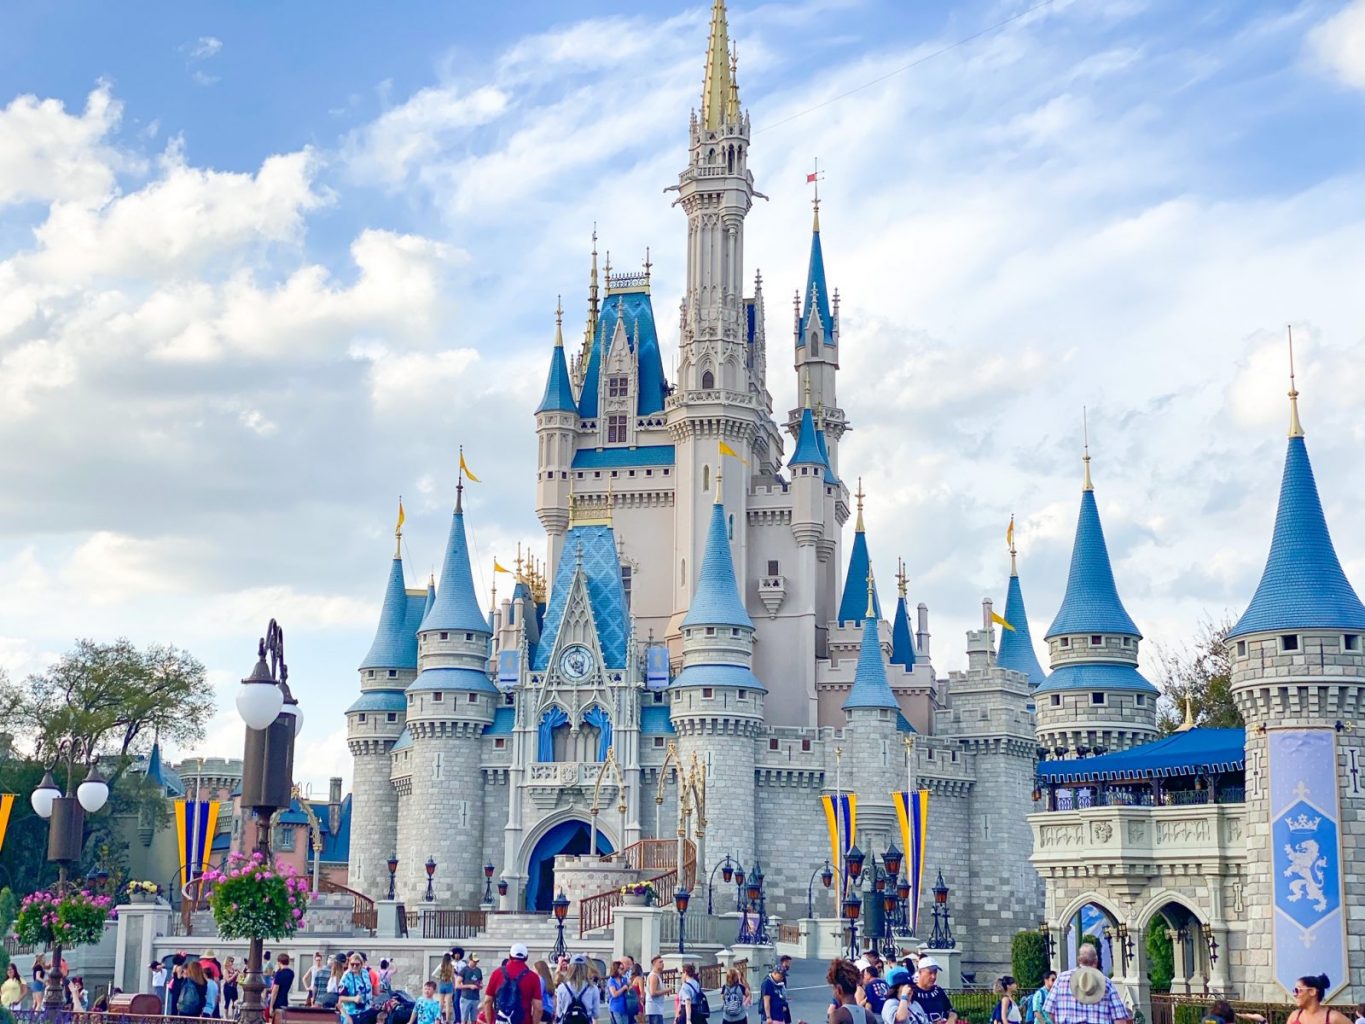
527, 761, 622, 810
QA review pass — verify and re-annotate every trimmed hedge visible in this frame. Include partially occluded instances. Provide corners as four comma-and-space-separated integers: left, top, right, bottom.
1012, 931, 1049, 990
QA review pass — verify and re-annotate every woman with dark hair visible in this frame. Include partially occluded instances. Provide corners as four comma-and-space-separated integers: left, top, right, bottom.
1204, 999, 1264, 1024
1289, 975, 1351, 1024
828, 961, 876, 1024
993, 978, 1020, 1024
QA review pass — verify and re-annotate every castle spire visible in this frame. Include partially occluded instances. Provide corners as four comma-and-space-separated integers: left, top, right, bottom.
1045, 461, 1140, 640
1287, 325, 1304, 438
701, 0, 733, 130
843, 568, 899, 712
536, 297, 577, 414
890, 558, 915, 669
360, 536, 418, 672
420, 476, 491, 636
996, 522, 1047, 686
838, 479, 881, 623
683, 494, 752, 631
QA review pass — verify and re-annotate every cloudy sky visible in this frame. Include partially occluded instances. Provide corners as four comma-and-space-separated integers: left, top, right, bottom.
3, 0, 1365, 793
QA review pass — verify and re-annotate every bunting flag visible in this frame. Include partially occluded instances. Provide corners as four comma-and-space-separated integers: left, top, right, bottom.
820, 793, 857, 877
493, 560, 512, 574
1005, 517, 1014, 548
173, 799, 220, 886
0, 794, 14, 855
895, 789, 930, 934
459, 450, 481, 483
991, 610, 1016, 632
718, 439, 748, 464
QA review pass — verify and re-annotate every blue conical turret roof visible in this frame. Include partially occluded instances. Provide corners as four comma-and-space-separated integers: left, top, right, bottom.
421, 487, 492, 635
797, 219, 833, 346
790, 407, 824, 466
839, 524, 882, 624
361, 556, 419, 670
843, 613, 899, 711
890, 594, 916, 668
536, 323, 577, 415
1045, 487, 1140, 639
684, 498, 753, 630
997, 573, 1047, 686
1229, 434, 1365, 638
815, 428, 840, 485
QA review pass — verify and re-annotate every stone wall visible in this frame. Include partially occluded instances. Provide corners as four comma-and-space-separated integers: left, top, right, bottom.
349, 747, 399, 900
398, 725, 485, 907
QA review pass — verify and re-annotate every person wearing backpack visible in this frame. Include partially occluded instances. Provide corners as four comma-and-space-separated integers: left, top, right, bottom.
992, 978, 1021, 1024
675, 963, 708, 1024
177, 962, 208, 1018
556, 956, 600, 1024
484, 944, 544, 1024
720, 968, 750, 1024
1026, 973, 1056, 1024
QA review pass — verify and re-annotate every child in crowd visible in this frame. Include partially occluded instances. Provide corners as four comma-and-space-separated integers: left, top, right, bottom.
415, 981, 442, 1024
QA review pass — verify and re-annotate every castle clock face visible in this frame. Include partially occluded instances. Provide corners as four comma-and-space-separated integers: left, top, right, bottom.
558, 644, 594, 682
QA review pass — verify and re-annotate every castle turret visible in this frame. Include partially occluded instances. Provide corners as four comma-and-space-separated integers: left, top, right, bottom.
837, 481, 882, 625
1225, 362, 1365, 1000
403, 480, 496, 906
536, 304, 577, 572
789, 195, 845, 473
671, 480, 764, 878
1034, 444, 1157, 754
995, 521, 1047, 687
890, 562, 916, 670
348, 510, 419, 899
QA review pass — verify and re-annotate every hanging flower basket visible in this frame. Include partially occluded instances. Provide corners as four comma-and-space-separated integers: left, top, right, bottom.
15, 889, 115, 950
203, 852, 310, 940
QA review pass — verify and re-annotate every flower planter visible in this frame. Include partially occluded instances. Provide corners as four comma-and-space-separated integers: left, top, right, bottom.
130, 893, 155, 905
621, 892, 649, 906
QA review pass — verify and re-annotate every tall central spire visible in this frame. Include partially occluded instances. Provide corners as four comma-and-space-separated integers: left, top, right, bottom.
701, 0, 733, 130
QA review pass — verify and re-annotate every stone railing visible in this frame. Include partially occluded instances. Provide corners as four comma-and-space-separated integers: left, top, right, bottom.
1029, 802, 1247, 867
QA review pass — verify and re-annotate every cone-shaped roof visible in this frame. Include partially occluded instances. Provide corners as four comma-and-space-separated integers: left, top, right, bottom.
683, 498, 753, 629
843, 614, 899, 712
890, 594, 916, 668
421, 488, 492, 635
996, 574, 1047, 686
815, 428, 840, 485
701, 0, 733, 131
790, 406, 824, 466
838, 529, 882, 623
1045, 489, 1140, 639
1229, 435, 1365, 638
535, 320, 577, 415
360, 556, 419, 670
798, 223, 833, 347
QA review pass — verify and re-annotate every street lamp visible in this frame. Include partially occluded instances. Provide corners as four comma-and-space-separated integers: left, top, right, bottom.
497, 878, 508, 898
882, 889, 899, 958
707, 854, 734, 915
1039, 921, 1056, 965
928, 871, 954, 949
551, 891, 570, 959
236, 620, 299, 1024
846, 845, 865, 883
732, 863, 746, 912
843, 890, 862, 958
31, 763, 110, 1013
674, 887, 691, 955
882, 843, 902, 878
483, 862, 496, 905
807, 861, 833, 919
895, 876, 910, 937
386, 855, 399, 901
425, 857, 437, 903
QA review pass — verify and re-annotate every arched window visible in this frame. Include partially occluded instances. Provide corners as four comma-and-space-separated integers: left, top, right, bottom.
681, 558, 687, 588
707, 148, 716, 165
727, 146, 734, 172
702, 465, 710, 493
701, 370, 715, 390
810, 331, 820, 356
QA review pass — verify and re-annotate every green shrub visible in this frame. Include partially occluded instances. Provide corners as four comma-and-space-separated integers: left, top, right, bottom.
1012, 930, 1048, 990
1174, 1005, 1205, 1024
1146, 923, 1174, 993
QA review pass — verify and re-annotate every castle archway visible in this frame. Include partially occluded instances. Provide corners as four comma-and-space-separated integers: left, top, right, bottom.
523, 817, 614, 913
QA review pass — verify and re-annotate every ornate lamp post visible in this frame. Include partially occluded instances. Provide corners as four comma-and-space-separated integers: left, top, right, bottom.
1039, 921, 1056, 965
843, 890, 862, 958
707, 853, 735, 915
732, 863, 746, 913
846, 844, 865, 886
483, 862, 496, 905
750, 862, 769, 944
551, 891, 570, 959
497, 878, 508, 899
895, 876, 911, 937
674, 887, 691, 954
32, 763, 110, 1013
424, 857, 437, 903
928, 871, 954, 949
882, 888, 899, 958
386, 855, 399, 901
807, 862, 833, 919
236, 621, 300, 1024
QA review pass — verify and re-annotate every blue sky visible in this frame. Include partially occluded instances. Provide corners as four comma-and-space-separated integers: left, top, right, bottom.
2, 0, 1364, 792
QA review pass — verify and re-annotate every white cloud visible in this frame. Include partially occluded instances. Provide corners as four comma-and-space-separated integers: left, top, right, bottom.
345, 85, 509, 188
188, 36, 223, 60
61, 531, 191, 604
0, 84, 125, 207
192, 586, 377, 635
1308, 0, 1365, 88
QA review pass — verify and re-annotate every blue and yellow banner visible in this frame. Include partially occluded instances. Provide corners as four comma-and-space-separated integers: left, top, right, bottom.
1269, 729, 1346, 999
821, 793, 857, 878
0, 794, 14, 855
174, 799, 220, 886
895, 789, 930, 934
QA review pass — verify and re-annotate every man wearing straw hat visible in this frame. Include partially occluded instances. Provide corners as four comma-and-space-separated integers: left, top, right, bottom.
1042, 947, 1130, 1024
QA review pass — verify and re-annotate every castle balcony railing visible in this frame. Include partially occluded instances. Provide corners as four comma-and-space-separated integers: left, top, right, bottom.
1029, 802, 1248, 879
578, 838, 696, 937
1049, 785, 1245, 810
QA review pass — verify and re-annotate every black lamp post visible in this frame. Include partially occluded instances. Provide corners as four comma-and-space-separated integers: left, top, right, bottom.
483, 862, 496, 904
707, 854, 734, 915
843, 890, 862, 958
928, 871, 954, 949
235, 621, 300, 1024
551, 890, 570, 959
882, 888, 899, 958
386, 855, 399, 901
497, 878, 508, 898
1039, 921, 1056, 965
807, 861, 834, 919
675, 887, 691, 954
424, 857, 437, 903
895, 876, 911, 936
846, 844, 865, 885
732, 863, 746, 912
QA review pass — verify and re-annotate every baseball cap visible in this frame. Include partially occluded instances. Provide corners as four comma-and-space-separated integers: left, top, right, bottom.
510, 943, 529, 960
570, 955, 588, 965
855, 958, 871, 972
887, 968, 911, 988
916, 957, 942, 973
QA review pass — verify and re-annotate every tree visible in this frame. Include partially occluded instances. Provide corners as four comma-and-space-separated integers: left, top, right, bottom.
1145, 922, 1174, 992
1153, 617, 1243, 735
1012, 930, 1048, 990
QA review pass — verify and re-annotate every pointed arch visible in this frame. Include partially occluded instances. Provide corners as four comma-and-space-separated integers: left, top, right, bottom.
702, 465, 711, 493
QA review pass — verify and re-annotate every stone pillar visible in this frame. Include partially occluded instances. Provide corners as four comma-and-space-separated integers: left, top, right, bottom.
113, 901, 172, 998
1167, 929, 1188, 995
1206, 923, 1231, 993
614, 906, 663, 966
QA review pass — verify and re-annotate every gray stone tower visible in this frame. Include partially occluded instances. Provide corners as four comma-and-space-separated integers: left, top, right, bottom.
404, 482, 496, 906
1225, 381, 1365, 1001
1034, 448, 1157, 754
671, 486, 765, 877
534, 307, 577, 573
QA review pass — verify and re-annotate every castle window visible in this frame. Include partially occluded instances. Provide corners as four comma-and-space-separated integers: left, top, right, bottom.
494, 738, 506, 750
1059, 637, 1070, 648
738, 689, 747, 700
388, 669, 397, 678
440, 632, 449, 640
705, 626, 715, 636
608, 375, 629, 398
505, 694, 515, 705
1134, 695, 1145, 707
275, 825, 295, 852
1281, 634, 1299, 652
1346, 634, 1360, 651
951, 750, 958, 763
731, 628, 740, 637
468, 693, 478, 703
367, 670, 374, 679
387, 713, 397, 722
810, 331, 820, 356
1091, 692, 1106, 705
680, 558, 686, 587
702, 370, 715, 390
769, 738, 779, 751
767, 560, 779, 576
433, 692, 444, 702
801, 738, 812, 752
466, 632, 474, 641
358, 713, 367, 723
1090, 635, 1102, 646
621, 565, 633, 608
702, 688, 714, 699
1122, 637, 1132, 647
654, 737, 665, 747
702, 465, 710, 492
607, 415, 628, 443
1237, 640, 1247, 656
1051, 695, 1061, 706
927, 748, 934, 760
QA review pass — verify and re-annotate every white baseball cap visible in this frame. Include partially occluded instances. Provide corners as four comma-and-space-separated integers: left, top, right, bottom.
916, 957, 942, 973
510, 943, 529, 960
855, 958, 871, 972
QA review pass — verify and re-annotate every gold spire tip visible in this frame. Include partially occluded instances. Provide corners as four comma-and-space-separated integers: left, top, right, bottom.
1081, 407, 1094, 492
1008, 513, 1018, 576
854, 476, 865, 532
809, 158, 821, 231
896, 557, 908, 599
1287, 324, 1304, 438
865, 566, 876, 619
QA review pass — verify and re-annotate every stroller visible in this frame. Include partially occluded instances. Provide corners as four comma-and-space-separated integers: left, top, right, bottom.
384, 990, 416, 1024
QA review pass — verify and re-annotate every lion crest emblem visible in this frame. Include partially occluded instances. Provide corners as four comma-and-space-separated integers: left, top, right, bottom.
1283, 839, 1329, 912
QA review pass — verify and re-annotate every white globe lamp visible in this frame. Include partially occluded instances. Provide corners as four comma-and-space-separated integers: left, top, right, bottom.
30, 770, 61, 818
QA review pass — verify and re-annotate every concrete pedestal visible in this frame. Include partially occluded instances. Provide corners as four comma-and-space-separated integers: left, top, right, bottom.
375, 899, 404, 938
662, 952, 703, 974
113, 901, 172, 997
729, 944, 775, 975
613, 906, 663, 966
920, 947, 962, 990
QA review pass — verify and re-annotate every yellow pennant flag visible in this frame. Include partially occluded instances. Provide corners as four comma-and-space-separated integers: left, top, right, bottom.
396, 498, 406, 532
718, 439, 748, 464
493, 560, 513, 574
1005, 517, 1014, 548
460, 450, 481, 483
0, 793, 14, 855
991, 610, 1016, 632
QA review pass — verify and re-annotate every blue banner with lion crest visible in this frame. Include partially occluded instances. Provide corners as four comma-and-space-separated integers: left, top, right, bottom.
1268, 729, 1345, 999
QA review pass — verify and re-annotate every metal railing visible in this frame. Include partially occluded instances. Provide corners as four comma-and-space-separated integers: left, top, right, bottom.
1054, 787, 1246, 810
318, 877, 378, 934
579, 839, 696, 937
12, 1013, 211, 1024
658, 959, 747, 994
1149, 994, 1356, 1024
419, 908, 488, 939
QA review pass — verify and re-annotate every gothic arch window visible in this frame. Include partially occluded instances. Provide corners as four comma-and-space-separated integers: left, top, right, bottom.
810, 331, 820, 356
702, 465, 710, 493
727, 146, 734, 172
707, 148, 716, 165
701, 369, 715, 390
681, 558, 687, 588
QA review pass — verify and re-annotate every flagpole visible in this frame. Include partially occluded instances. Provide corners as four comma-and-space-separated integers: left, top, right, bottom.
834, 745, 843, 919
191, 757, 203, 904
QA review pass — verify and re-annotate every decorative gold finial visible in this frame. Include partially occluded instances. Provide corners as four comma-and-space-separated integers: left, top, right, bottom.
809, 157, 821, 231
1008, 514, 1018, 577
395, 496, 405, 558
1081, 407, 1093, 492
1288, 325, 1304, 438
854, 476, 865, 532
554, 296, 564, 348
714, 463, 724, 505
896, 557, 908, 599
515, 542, 524, 580
864, 565, 876, 619
701, 0, 732, 131
643, 246, 652, 284
1176, 695, 1195, 732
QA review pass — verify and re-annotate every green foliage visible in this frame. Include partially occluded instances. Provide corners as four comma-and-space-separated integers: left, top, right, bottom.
15, 889, 115, 949
205, 853, 311, 940
0, 1004, 14, 1024
1079, 933, 1102, 957
1154, 617, 1243, 734
0, 760, 59, 895
1012, 930, 1048, 990
1174, 1005, 1205, 1024
0, 887, 18, 932
1145, 923, 1174, 993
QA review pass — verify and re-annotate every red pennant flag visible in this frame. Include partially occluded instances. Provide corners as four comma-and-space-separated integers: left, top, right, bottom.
806, 173, 818, 183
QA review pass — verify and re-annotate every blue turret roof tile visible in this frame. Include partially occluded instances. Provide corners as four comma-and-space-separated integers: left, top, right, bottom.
673, 663, 766, 691
533, 525, 630, 670
683, 499, 753, 630
838, 530, 882, 624
1033, 661, 1157, 696
1045, 490, 1140, 639
1229, 435, 1365, 638
578, 290, 668, 418
408, 665, 499, 695
536, 336, 577, 415
797, 225, 833, 347
815, 428, 840, 485
360, 556, 419, 671
421, 490, 492, 636
890, 594, 916, 668
996, 574, 1047, 686
843, 615, 899, 711
790, 407, 824, 466
346, 690, 409, 714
